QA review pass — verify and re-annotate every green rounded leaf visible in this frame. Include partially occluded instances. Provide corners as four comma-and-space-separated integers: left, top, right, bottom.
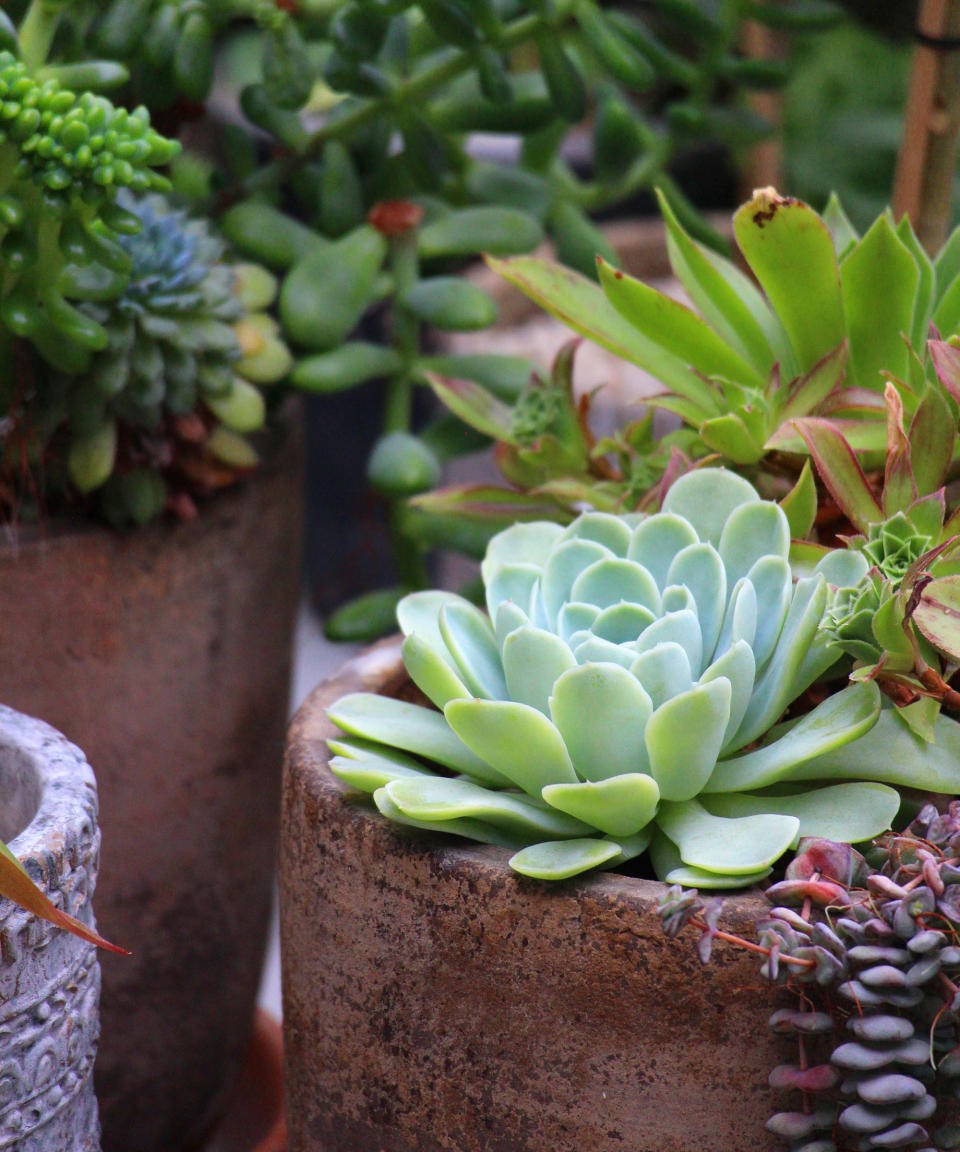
549, 662, 653, 782
645, 679, 731, 801
542, 774, 660, 837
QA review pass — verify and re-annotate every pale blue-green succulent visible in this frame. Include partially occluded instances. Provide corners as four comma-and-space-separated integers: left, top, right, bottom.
327, 469, 960, 888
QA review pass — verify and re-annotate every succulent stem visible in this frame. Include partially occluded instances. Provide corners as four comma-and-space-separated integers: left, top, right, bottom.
18, 0, 63, 70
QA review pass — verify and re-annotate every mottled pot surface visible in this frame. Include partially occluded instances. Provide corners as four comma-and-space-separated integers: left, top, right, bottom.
0, 406, 303, 1152
280, 641, 788, 1152
0, 705, 102, 1151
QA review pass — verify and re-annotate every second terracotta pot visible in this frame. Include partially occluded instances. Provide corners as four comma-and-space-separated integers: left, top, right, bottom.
0, 410, 303, 1152
280, 641, 787, 1152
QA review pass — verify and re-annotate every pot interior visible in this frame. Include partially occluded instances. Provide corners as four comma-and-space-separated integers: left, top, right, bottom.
0, 739, 42, 843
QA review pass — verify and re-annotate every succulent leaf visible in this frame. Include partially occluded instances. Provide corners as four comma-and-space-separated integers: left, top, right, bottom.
329, 469, 934, 884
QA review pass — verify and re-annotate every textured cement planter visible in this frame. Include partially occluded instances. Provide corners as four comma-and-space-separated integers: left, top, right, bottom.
0, 705, 103, 1151
0, 407, 303, 1152
280, 641, 788, 1152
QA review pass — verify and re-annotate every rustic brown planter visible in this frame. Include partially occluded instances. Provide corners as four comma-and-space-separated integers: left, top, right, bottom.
0, 406, 303, 1152
280, 641, 788, 1152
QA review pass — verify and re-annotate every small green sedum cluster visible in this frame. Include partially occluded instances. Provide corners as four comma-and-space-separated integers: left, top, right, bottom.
326, 469, 960, 887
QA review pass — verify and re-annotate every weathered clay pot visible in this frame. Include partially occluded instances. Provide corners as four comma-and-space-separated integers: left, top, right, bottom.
280, 641, 788, 1152
0, 705, 103, 1151
0, 408, 303, 1152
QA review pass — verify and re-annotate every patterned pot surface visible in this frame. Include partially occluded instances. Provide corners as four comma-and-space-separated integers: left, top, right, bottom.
0, 705, 102, 1151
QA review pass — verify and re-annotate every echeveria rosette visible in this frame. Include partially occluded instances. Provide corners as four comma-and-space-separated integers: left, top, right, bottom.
59, 193, 292, 524
328, 469, 916, 889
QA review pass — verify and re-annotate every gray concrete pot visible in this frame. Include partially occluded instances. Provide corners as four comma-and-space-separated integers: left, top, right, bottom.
280, 641, 787, 1152
0, 705, 102, 1151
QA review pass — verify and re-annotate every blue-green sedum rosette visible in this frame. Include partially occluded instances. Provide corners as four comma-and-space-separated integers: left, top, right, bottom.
328, 469, 960, 887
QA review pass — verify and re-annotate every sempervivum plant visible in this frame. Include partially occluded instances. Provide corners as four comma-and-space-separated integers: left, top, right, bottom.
325, 468, 960, 887
46, 193, 292, 524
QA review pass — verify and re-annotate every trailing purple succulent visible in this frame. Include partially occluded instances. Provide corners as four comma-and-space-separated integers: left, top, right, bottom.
659, 817, 960, 1151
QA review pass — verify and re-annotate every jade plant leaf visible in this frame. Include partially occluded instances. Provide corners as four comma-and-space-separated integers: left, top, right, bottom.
445, 698, 579, 794
383, 777, 591, 839
549, 662, 653, 781
329, 693, 507, 784
400, 633, 470, 710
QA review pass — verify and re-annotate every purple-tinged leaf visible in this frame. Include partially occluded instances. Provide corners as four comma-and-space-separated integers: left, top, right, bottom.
930, 339, 960, 406
780, 341, 848, 422
913, 575, 960, 660
424, 372, 516, 441
637, 446, 699, 511
646, 391, 718, 427
409, 484, 570, 523
907, 490, 946, 539
766, 417, 887, 456
909, 384, 955, 496
768, 1064, 840, 1092
818, 387, 887, 417
790, 417, 882, 532
0, 840, 128, 955
883, 382, 917, 517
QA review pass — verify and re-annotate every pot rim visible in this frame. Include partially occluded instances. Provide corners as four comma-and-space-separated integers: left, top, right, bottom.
0, 703, 97, 864
288, 636, 770, 916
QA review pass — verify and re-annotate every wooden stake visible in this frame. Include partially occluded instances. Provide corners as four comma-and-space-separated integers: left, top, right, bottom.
739, 12, 785, 197
893, 0, 960, 254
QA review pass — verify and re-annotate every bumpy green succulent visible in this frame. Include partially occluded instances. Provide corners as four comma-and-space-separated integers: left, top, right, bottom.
327, 468, 934, 888
0, 49, 175, 203
56, 193, 291, 523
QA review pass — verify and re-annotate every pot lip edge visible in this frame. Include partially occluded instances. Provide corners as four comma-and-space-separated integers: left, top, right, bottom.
285, 637, 770, 913
0, 703, 96, 863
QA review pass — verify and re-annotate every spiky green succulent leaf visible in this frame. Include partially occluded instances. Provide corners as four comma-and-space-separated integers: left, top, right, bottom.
325, 469, 944, 888
487, 189, 960, 496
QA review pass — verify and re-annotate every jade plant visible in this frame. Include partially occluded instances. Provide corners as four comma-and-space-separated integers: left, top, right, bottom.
327, 467, 960, 887
177, 0, 840, 635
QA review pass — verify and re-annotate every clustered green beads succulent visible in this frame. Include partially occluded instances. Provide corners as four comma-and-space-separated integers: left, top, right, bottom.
0, 49, 174, 203
324, 467, 960, 887
54, 193, 291, 523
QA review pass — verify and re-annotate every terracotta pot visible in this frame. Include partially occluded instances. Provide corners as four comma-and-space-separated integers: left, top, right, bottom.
280, 641, 788, 1152
0, 705, 103, 1151
0, 407, 303, 1152
203, 1009, 286, 1152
